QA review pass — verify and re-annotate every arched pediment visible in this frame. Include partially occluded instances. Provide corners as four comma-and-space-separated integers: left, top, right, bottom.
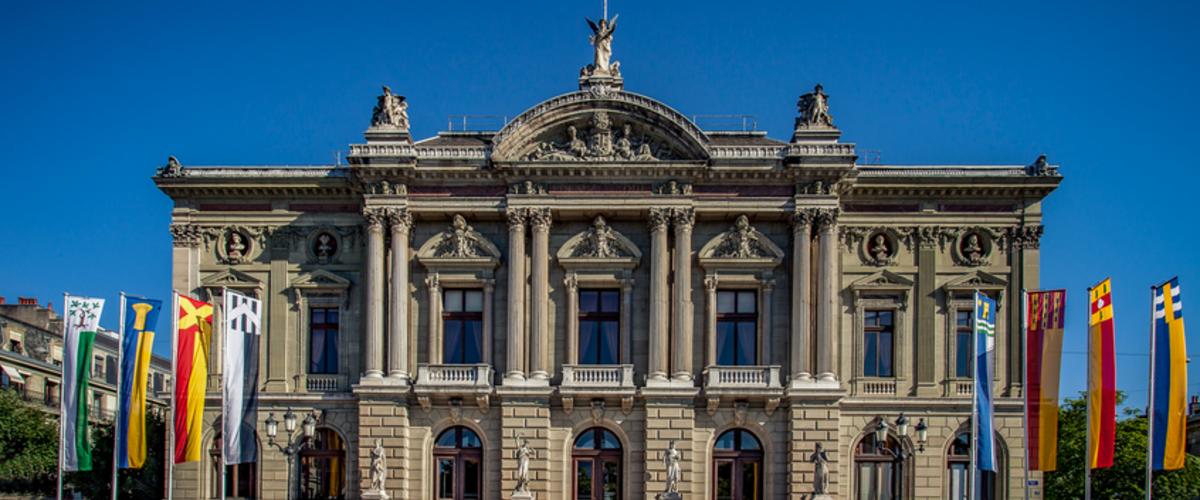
557, 216, 642, 271
491, 90, 710, 163
698, 216, 784, 272
417, 215, 502, 270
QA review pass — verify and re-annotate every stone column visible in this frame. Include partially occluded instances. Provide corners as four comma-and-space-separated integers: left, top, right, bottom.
483, 279, 495, 365
387, 208, 412, 381
704, 275, 718, 368
565, 273, 579, 365
815, 208, 839, 382
760, 279, 775, 366
505, 208, 527, 381
621, 278, 634, 365
648, 208, 672, 382
426, 273, 441, 365
528, 208, 552, 380
790, 209, 814, 382
362, 207, 386, 380
671, 208, 695, 382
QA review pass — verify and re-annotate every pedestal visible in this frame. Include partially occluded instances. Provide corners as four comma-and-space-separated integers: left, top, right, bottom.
511, 492, 534, 500
810, 495, 834, 500
362, 490, 391, 500
656, 492, 682, 500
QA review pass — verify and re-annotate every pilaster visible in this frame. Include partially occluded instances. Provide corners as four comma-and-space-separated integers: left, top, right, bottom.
671, 208, 695, 382
505, 208, 527, 382
363, 207, 387, 381
815, 208, 839, 383
388, 208, 413, 382
648, 208, 671, 382
915, 228, 938, 396
265, 227, 291, 392
789, 209, 815, 384
528, 207, 552, 381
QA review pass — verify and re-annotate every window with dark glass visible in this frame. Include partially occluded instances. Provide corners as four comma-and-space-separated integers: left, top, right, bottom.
854, 433, 907, 500
862, 311, 894, 377
8, 340, 21, 355
716, 291, 757, 366
299, 428, 346, 500
573, 428, 621, 500
956, 310, 973, 378
94, 355, 105, 378
105, 355, 118, 384
44, 380, 59, 407
579, 290, 620, 365
434, 427, 483, 500
712, 429, 762, 500
310, 308, 340, 374
443, 290, 484, 365
947, 433, 996, 500
211, 431, 257, 499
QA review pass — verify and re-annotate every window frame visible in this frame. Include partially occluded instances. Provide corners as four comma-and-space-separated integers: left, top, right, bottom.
209, 431, 259, 500
308, 306, 341, 375
853, 433, 909, 500
441, 288, 485, 365
572, 427, 622, 500
945, 432, 998, 500
298, 427, 347, 500
577, 289, 621, 365
848, 284, 909, 395
862, 310, 895, 378
715, 290, 759, 367
433, 427, 484, 500
711, 429, 764, 500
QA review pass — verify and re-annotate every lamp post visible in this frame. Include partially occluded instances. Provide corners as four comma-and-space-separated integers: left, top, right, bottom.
267, 408, 317, 500
874, 413, 928, 499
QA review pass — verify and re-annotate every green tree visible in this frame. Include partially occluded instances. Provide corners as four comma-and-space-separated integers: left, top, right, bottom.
0, 388, 58, 495
66, 410, 167, 500
1045, 391, 1200, 500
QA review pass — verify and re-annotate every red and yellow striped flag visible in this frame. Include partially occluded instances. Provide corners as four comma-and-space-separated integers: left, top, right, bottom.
173, 295, 213, 464
1088, 278, 1116, 469
1026, 290, 1066, 471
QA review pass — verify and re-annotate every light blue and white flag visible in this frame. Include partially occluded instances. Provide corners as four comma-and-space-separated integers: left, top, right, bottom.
974, 291, 998, 472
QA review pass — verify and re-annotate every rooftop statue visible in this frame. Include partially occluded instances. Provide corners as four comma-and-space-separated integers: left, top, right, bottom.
372, 85, 409, 129
584, 15, 620, 77
797, 84, 834, 129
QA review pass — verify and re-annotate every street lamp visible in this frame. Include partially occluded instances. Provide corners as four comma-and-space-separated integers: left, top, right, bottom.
267, 408, 317, 500
874, 413, 929, 499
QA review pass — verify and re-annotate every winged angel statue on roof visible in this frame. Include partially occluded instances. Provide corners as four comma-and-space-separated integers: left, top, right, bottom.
584, 15, 619, 76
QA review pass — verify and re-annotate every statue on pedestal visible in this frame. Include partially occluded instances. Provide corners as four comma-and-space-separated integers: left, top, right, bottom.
584, 15, 620, 77
659, 440, 682, 500
797, 84, 834, 129
364, 438, 391, 499
810, 442, 830, 496
372, 85, 409, 129
513, 434, 534, 498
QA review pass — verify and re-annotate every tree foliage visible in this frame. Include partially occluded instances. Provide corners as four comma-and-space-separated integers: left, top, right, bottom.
0, 388, 58, 495
66, 410, 167, 500
1045, 391, 1200, 500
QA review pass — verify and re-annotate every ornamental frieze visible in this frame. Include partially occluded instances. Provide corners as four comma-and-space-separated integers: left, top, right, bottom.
840, 225, 1020, 266
521, 111, 678, 162
170, 223, 201, 248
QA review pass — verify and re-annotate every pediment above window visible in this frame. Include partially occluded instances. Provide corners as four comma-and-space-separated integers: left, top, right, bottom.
557, 216, 642, 272
292, 269, 352, 291
850, 270, 915, 304
201, 268, 264, 300
942, 271, 1008, 294
417, 214, 501, 273
698, 216, 784, 272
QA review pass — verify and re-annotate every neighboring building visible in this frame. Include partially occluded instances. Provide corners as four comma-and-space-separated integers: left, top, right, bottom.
0, 297, 172, 421
154, 20, 1061, 500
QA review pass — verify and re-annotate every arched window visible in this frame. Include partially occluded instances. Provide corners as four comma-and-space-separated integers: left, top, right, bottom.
947, 433, 997, 500
712, 429, 763, 500
434, 427, 483, 500
854, 433, 907, 500
573, 428, 622, 500
209, 433, 257, 499
299, 428, 346, 500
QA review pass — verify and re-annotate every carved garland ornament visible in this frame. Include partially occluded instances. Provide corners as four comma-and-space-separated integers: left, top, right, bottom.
170, 223, 201, 248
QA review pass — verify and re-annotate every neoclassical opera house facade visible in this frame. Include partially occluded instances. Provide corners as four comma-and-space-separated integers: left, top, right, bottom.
156, 18, 1060, 500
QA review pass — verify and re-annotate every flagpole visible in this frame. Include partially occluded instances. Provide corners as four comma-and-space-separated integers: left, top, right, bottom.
1085, 284, 1094, 500
1022, 289, 1031, 500
168, 291, 178, 500
111, 293, 126, 500
970, 290, 978, 500
220, 287, 227, 500
1146, 283, 1159, 500
58, 291, 67, 500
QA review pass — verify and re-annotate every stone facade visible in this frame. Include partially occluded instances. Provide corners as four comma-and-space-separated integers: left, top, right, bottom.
155, 46, 1060, 500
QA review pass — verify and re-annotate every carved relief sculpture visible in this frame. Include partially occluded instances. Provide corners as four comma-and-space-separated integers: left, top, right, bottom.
810, 442, 830, 495
573, 216, 629, 258
584, 15, 619, 77
170, 223, 201, 248
158, 156, 186, 178
870, 233, 890, 263
522, 111, 676, 162
227, 232, 247, 263
796, 84, 834, 129
712, 216, 769, 258
315, 233, 336, 264
962, 233, 985, 262
371, 85, 409, 129
653, 181, 692, 195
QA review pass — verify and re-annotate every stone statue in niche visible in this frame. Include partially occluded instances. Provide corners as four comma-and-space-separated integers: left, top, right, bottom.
227, 232, 247, 262
583, 15, 619, 77
870, 234, 890, 263
796, 84, 834, 129
522, 111, 675, 162
662, 441, 682, 498
514, 434, 534, 496
962, 233, 985, 264
369, 438, 388, 493
371, 85, 409, 129
810, 442, 830, 495
315, 233, 336, 264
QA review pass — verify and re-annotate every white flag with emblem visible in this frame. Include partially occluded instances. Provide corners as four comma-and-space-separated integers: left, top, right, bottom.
222, 291, 260, 464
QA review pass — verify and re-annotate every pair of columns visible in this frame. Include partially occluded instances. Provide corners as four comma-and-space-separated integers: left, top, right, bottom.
505, 207, 553, 382
790, 207, 839, 384
363, 207, 413, 382
648, 207, 695, 383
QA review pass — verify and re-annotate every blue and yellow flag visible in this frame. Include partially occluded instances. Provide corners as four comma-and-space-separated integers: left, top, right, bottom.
974, 291, 998, 472
1152, 278, 1187, 470
118, 296, 162, 469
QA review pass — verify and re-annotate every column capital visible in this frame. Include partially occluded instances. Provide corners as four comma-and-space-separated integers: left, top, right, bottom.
564, 273, 579, 292
761, 279, 776, 293
506, 208, 527, 232
483, 278, 496, 293
704, 275, 718, 291
621, 278, 635, 293
425, 272, 440, 290
170, 223, 201, 248
672, 207, 695, 232
528, 207, 553, 232
814, 207, 839, 233
362, 207, 388, 231
790, 208, 817, 233
386, 208, 413, 234
1010, 224, 1043, 250
648, 208, 672, 233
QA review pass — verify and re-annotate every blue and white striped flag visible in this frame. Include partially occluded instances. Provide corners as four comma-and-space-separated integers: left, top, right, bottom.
974, 291, 998, 471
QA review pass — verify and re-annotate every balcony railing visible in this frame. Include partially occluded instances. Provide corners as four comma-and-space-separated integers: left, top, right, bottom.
955, 381, 974, 396
860, 380, 897, 396
416, 364, 493, 389
307, 375, 342, 392
561, 365, 635, 389
705, 366, 781, 389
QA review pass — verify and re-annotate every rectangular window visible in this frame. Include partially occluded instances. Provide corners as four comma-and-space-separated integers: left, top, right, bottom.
579, 290, 620, 365
106, 356, 118, 385
443, 289, 484, 364
863, 310, 894, 378
8, 340, 20, 355
956, 310, 973, 378
94, 355, 104, 378
310, 307, 340, 374
716, 290, 757, 366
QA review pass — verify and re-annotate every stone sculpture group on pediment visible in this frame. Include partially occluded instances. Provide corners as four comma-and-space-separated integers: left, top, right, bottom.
522, 111, 674, 162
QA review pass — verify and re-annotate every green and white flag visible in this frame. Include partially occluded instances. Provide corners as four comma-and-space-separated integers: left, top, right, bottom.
61, 295, 103, 471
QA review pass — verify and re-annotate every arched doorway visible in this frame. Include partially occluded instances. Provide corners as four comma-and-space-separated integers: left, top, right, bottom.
298, 428, 346, 500
712, 428, 763, 500
573, 427, 622, 500
208, 432, 257, 499
947, 432, 998, 500
434, 426, 483, 500
854, 433, 910, 500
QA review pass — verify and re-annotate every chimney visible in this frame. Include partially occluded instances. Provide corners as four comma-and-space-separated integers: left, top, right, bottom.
18, 297, 36, 306
0, 297, 4, 304
47, 302, 52, 311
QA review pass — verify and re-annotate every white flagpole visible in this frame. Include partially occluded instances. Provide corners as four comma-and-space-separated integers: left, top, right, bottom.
111, 292, 126, 500
1022, 289, 1031, 500
168, 291, 178, 500
970, 290, 978, 500
1085, 284, 1094, 500
58, 291, 67, 500
220, 287, 227, 500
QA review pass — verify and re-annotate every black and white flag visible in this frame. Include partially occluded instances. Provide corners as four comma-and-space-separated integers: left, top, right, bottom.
222, 291, 260, 464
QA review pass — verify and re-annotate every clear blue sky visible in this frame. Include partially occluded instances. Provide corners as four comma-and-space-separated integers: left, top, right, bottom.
2, 0, 1198, 411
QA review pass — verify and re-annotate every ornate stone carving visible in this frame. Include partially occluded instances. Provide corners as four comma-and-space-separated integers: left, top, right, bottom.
733, 401, 749, 425
583, 15, 619, 77
1027, 154, 1055, 176
527, 208, 552, 231
958, 232, 988, 266
227, 232, 248, 261
653, 181, 692, 196
564, 273, 579, 292
314, 233, 337, 264
704, 275, 718, 292
361, 181, 406, 196
796, 84, 834, 130
522, 111, 675, 162
362, 207, 388, 230
648, 208, 672, 232
425, 273, 439, 291
386, 208, 413, 234
814, 208, 839, 232
590, 399, 604, 425
711, 216, 771, 258
433, 215, 485, 258
562, 396, 574, 415
170, 223, 201, 248
514, 434, 534, 496
810, 442, 830, 495
790, 209, 815, 233
158, 156, 186, 178
508, 181, 548, 195
662, 441, 682, 497
506, 208, 527, 231
449, 399, 463, 424
202, 226, 269, 264
796, 180, 838, 196
368, 439, 388, 495
570, 216, 632, 258
671, 208, 695, 232
371, 85, 409, 129
1010, 225, 1044, 250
